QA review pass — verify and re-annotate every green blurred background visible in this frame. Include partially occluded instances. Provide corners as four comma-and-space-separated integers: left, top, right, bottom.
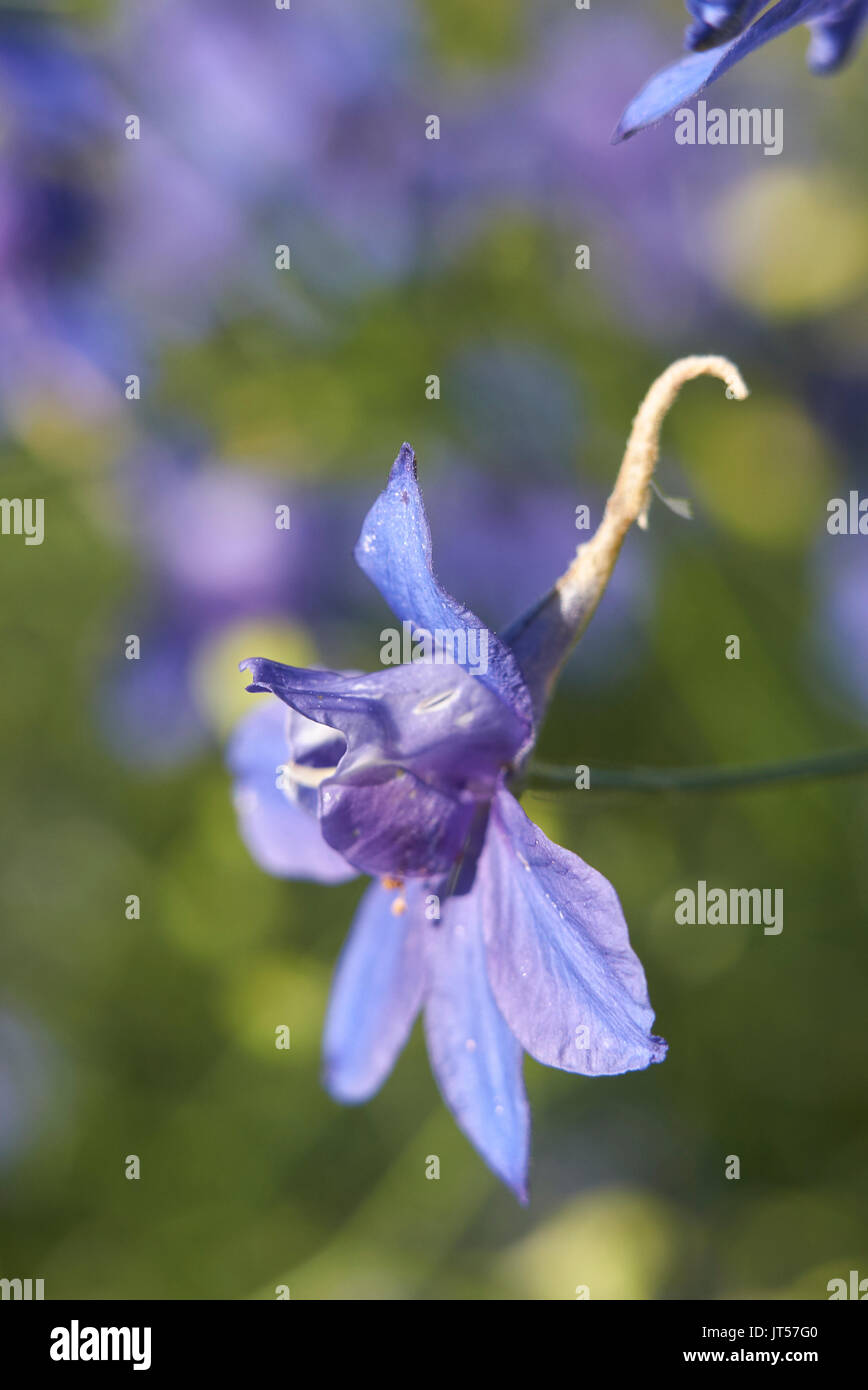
0, 0, 866, 1298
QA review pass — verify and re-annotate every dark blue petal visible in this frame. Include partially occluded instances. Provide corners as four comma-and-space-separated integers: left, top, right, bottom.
228, 700, 356, 882
425, 899, 530, 1202
355, 445, 534, 740
318, 775, 480, 878
481, 791, 667, 1076
615, 0, 836, 140
323, 880, 426, 1102
684, 0, 769, 48
806, 0, 868, 71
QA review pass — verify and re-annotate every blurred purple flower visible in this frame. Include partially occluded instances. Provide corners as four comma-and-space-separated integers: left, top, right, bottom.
812, 534, 868, 715
0, 1010, 49, 1169
101, 622, 209, 768
617, 0, 867, 140
430, 11, 737, 336
430, 468, 654, 690
229, 445, 666, 1199
0, 0, 438, 419
106, 0, 430, 310
0, 15, 126, 422
128, 455, 340, 624
102, 449, 360, 768
430, 346, 656, 680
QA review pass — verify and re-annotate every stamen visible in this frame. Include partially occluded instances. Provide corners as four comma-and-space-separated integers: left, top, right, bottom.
380, 874, 408, 915
277, 760, 339, 790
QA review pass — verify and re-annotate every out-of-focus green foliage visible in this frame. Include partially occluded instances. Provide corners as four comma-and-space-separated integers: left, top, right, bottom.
0, 0, 866, 1299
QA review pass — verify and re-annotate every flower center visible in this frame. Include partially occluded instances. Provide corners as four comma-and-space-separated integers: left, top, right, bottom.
276, 760, 338, 792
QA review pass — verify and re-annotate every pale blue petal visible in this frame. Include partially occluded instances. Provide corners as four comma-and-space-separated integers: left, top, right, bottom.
482, 791, 667, 1076
425, 901, 530, 1202
228, 700, 356, 883
323, 880, 426, 1102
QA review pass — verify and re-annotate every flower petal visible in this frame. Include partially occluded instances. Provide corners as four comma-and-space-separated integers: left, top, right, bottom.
614, 0, 833, 140
323, 880, 426, 1102
614, 45, 737, 140
228, 700, 356, 882
354, 444, 534, 739
319, 775, 479, 878
806, 1, 868, 71
241, 658, 526, 787
481, 791, 667, 1076
684, 0, 768, 49
241, 658, 524, 878
425, 904, 530, 1202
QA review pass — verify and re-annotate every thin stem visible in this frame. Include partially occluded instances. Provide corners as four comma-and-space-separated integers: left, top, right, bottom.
525, 748, 868, 794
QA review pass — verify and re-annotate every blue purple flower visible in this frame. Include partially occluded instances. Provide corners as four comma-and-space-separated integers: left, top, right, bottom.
229, 444, 666, 1198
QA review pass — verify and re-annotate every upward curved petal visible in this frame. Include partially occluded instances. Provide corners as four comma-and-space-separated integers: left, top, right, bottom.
425, 901, 530, 1202
323, 880, 426, 1103
354, 444, 534, 740
481, 791, 667, 1077
615, 0, 834, 140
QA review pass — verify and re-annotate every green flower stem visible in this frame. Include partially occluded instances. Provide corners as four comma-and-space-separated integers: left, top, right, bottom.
526, 748, 868, 794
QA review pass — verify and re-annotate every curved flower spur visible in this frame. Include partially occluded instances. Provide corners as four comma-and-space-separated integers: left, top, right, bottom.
229, 356, 749, 1200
